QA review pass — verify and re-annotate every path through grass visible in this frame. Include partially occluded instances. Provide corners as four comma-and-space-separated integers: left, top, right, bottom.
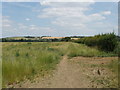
2, 42, 117, 87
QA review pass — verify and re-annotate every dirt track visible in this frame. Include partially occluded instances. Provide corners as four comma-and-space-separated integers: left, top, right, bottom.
13, 56, 118, 88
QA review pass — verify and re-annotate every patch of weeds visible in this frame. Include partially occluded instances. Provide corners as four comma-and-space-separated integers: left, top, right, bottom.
91, 77, 97, 82
25, 53, 29, 57
28, 47, 31, 49
47, 47, 55, 51
15, 51, 20, 57
107, 60, 118, 73
47, 47, 59, 53
90, 64, 97, 68
32, 68, 37, 75
27, 42, 32, 45
96, 79, 104, 85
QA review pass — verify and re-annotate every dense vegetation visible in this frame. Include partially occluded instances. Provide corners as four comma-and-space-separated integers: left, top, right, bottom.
74, 33, 118, 52
68, 43, 116, 57
1, 38, 62, 42
2, 42, 117, 87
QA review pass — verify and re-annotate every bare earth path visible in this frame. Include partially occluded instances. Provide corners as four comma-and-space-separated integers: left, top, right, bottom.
14, 56, 118, 88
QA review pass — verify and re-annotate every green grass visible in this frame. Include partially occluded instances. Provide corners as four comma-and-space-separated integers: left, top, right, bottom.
0, 42, 2, 89
2, 42, 117, 87
68, 43, 117, 57
2, 42, 68, 87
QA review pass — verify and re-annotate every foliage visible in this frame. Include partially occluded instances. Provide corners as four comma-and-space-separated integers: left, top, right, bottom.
61, 37, 71, 42
67, 43, 116, 57
75, 33, 118, 52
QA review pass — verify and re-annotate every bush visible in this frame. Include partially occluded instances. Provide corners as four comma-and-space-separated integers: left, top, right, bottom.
75, 33, 118, 52
61, 37, 71, 42
97, 33, 118, 52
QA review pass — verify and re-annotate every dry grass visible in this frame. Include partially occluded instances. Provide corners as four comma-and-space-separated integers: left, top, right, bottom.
2, 42, 117, 87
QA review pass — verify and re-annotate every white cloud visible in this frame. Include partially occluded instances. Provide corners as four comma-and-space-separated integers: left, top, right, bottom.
38, 7, 89, 18
2, 2, 117, 37
2, 16, 11, 23
37, 2, 117, 36
89, 13, 106, 20
2, 16, 56, 37
18, 23, 28, 29
52, 17, 86, 28
2, 0, 119, 2
25, 18, 31, 21
40, 0, 95, 6
38, 2, 107, 28
101, 11, 111, 15
2, 24, 11, 27
2, 16, 12, 28
39, 0, 119, 5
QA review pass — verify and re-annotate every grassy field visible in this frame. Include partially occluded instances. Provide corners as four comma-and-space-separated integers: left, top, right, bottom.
2, 42, 118, 87
0, 42, 2, 89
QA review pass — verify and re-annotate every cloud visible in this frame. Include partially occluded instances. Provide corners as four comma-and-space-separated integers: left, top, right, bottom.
2, 16, 56, 37
38, 2, 107, 27
2, 16, 12, 28
2, 0, 119, 2
2, 2, 117, 37
101, 11, 111, 15
38, 7, 89, 18
25, 18, 31, 21
89, 13, 106, 20
40, 0, 95, 6
39, 0, 119, 5
2, 24, 11, 27
37, 2, 117, 36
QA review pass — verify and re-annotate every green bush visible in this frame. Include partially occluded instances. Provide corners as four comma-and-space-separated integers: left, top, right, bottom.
97, 33, 118, 52
75, 33, 118, 52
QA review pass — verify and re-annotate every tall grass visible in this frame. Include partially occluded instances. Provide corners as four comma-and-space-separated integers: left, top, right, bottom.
0, 42, 2, 89
2, 42, 67, 87
67, 43, 117, 57
2, 42, 117, 87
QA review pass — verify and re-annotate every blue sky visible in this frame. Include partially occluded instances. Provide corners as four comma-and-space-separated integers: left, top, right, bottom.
2, 1, 118, 37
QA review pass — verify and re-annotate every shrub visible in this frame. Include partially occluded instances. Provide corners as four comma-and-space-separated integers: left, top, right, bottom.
61, 37, 71, 42
75, 33, 118, 52
97, 33, 118, 52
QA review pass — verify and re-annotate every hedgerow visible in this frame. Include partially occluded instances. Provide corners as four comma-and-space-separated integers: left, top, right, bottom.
75, 33, 118, 52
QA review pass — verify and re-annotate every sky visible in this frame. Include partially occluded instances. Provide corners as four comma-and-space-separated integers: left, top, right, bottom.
2, 1, 118, 38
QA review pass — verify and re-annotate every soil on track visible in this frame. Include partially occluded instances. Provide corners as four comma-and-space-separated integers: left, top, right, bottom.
13, 56, 118, 88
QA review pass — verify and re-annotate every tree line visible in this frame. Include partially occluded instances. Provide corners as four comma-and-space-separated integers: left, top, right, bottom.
74, 33, 118, 52
1, 33, 120, 52
1, 37, 71, 42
